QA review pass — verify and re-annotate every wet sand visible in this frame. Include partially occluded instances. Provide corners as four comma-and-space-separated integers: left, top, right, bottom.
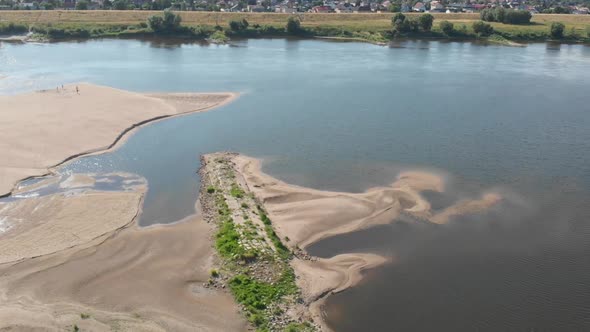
0, 83, 237, 197
0, 209, 246, 331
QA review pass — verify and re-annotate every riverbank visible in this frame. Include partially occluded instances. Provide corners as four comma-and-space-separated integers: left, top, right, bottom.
0, 83, 237, 197
1, 11, 589, 44
199, 152, 502, 331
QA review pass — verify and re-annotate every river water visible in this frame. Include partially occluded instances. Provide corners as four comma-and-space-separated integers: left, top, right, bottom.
1, 38, 589, 331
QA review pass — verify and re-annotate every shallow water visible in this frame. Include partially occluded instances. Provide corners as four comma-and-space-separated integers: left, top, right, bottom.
1, 38, 590, 331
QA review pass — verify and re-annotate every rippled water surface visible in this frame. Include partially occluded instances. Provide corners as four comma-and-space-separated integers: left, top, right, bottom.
1, 39, 589, 331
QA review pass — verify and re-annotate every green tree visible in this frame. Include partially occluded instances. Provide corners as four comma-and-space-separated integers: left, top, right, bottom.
472, 20, 493, 36
550, 22, 565, 39
148, 15, 164, 31
113, 0, 128, 9
392, 12, 406, 31
286, 16, 301, 35
162, 9, 181, 30
148, 9, 182, 33
439, 20, 454, 35
493, 7, 505, 23
389, 3, 400, 12
418, 13, 434, 31
75, 0, 88, 9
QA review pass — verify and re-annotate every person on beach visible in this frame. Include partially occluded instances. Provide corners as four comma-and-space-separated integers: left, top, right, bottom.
76, 86, 79, 94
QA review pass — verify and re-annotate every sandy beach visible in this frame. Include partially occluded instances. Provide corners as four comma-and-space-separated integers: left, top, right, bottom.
0, 83, 237, 197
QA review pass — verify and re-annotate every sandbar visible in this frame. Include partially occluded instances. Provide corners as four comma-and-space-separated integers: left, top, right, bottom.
0, 83, 237, 196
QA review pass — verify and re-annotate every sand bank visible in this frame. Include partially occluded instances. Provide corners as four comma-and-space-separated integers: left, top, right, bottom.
0, 202, 246, 331
0, 83, 237, 196
233, 155, 501, 248
0, 190, 143, 264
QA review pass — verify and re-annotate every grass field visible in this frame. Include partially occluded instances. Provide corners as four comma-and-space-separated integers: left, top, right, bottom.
1, 11, 589, 41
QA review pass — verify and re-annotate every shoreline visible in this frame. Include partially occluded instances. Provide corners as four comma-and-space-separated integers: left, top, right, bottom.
3, 32, 589, 47
0, 83, 238, 198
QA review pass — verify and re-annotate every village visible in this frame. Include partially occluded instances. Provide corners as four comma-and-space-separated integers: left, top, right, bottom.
2, 0, 589, 16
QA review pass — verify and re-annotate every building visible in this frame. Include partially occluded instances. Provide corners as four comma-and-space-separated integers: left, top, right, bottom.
311, 5, 332, 12
412, 1, 425, 11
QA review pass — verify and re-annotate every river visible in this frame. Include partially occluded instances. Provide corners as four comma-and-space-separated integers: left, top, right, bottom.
1, 38, 589, 331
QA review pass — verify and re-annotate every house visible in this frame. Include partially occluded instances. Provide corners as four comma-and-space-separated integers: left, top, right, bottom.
275, 5, 297, 13
334, 3, 353, 12
473, 4, 487, 11
354, 4, 371, 12
311, 5, 332, 12
429, 1, 444, 12
247, 4, 265, 11
412, 1, 425, 11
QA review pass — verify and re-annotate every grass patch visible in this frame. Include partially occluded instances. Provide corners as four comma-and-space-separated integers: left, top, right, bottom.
215, 217, 244, 259
230, 183, 245, 198
258, 207, 291, 260
229, 269, 298, 330
206, 186, 216, 194
285, 322, 315, 332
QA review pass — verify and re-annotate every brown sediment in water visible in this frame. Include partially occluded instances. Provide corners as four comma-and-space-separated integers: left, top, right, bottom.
0, 83, 238, 197
225, 153, 502, 330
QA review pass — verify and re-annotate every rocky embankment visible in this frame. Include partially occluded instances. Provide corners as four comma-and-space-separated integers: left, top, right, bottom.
199, 152, 318, 332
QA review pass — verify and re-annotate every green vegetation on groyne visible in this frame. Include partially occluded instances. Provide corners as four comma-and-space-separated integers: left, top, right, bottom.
199, 153, 316, 332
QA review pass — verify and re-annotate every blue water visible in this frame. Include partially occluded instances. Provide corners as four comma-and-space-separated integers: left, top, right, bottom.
1, 38, 589, 331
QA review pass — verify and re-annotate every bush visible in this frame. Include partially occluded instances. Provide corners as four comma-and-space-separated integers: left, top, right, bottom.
0, 23, 28, 35
229, 18, 249, 31
286, 16, 301, 35
206, 186, 216, 194
472, 20, 494, 36
439, 20, 454, 35
503, 10, 531, 25
418, 14, 434, 32
550, 22, 565, 39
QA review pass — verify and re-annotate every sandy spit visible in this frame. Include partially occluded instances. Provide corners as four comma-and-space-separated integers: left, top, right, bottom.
0, 83, 238, 197
226, 153, 502, 330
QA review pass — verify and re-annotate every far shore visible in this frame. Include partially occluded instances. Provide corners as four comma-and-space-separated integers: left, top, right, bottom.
0, 83, 238, 197
1, 11, 588, 45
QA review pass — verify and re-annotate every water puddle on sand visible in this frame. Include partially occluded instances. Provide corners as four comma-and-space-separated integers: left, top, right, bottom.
6, 172, 146, 203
